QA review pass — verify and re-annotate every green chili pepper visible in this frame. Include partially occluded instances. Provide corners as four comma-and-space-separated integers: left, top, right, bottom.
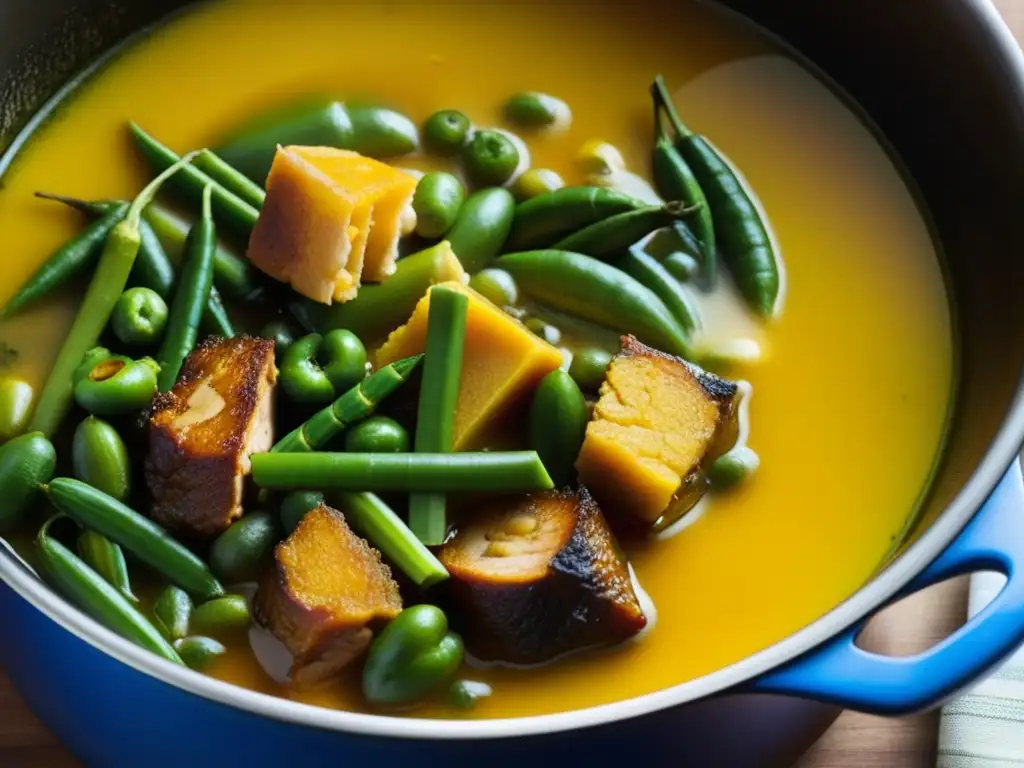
273, 355, 422, 454
446, 188, 516, 275
190, 594, 251, 637
707, 446, 759, 490
36, 515, 183, 665
529, 370, 588, 488
333, 492, 448, 588
0, 202, 129, 320
174, 636, 226, 671
552, 202, 700, 261
153, 585, 192, 641
279, 490, 324, 534
156, 184, 216, 391
209, 512, 280, 585
290, 241, 465, 342
568, 346, 612, 393
72, 416, 131, 501
129, 123, 260, 238
343, 416, 410, 454
409, 286, 468, 545
423, 110, 471, 156
44, 477, 224, 600
512, 168, 564, 201
29, 152, 198, 437
215, 98, 419, 183
507, 186, 646, 251
0, 432, 55, 533
504, 92, 570, 129
652, 76, 781, 316
413, 172, 466, 239
193, 149, 266, 208
77, 529, 136, 603
0, 377, 34, 442
279, 330, 367, 405
496, 250, 692, 358
111, 287, 168, 346
362, 605, 464, 706
617, 246, 701, 334
251, 451, 554, 493
462, 130, 520, 187
259, 320, 297, 357
468, 268, 518, 308
74, 355, 158, 416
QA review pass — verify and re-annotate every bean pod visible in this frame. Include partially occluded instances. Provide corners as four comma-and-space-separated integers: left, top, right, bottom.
529, 370, 589, 488
445, 188, 516, 275
507, 186, 645, 251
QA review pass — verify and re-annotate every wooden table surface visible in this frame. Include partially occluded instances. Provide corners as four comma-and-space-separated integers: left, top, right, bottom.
2, 2, 1023, 767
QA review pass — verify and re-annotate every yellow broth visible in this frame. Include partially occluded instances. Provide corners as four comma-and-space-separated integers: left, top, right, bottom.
0, 0, 952, 719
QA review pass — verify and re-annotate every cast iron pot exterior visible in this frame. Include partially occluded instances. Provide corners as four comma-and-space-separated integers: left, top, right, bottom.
3, 1, 1024, 766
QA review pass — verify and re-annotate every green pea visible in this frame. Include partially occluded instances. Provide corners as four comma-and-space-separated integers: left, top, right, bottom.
209, 512, 281, 585
463, 130, 520, 187
448, 679, 492, 710
0, 432, 56, 532
190, 594, 251, 637
513, 168, 564, 201
413, 172, 466, 239
568, 347, 613, 393
111, 287, 169, 346
423, 110, 471, 156
259, 320, 297, 357
343, 416, 410, 454
707, 447, 759, 491
525, 318, 561, 346
153, 585, 193, 641
174, 636, 227, 671
504, 92, 570, 129
279, 490, 325, 534
322, 329, 368, 393
72, 416, 131, 502
663, 252, 701, 282
0, 377, 34, 442
468, 269, 518, 308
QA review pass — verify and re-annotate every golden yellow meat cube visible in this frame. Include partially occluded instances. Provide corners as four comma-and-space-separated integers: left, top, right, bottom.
375, 280, 564, 450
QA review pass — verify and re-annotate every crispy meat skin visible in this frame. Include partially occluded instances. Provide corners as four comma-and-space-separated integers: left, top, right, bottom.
146, 336, 276, 538
255, 504, 402, 686
440, 488, 645, 665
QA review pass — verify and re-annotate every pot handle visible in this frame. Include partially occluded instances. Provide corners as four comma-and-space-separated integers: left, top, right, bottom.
751, 460, 1024, 715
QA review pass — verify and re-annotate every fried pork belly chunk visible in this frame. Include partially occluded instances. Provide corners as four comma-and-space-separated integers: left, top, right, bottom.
576, 335, 739, 527
439, 488, 645, 665
146, 336, 276, 538
255, 503, 402, 686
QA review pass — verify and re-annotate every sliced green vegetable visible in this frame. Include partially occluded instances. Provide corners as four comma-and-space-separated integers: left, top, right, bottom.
193, 149, 267, 208
343, 416, 410, 454
153, 585, 193, 641
73, 355, 158, 416
446, 187, 516, 275
175, 636, 226, 671
190, 594, 251, 637
72, 416, 131, 501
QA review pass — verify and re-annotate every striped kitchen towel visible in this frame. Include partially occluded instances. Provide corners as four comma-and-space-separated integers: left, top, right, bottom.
938, 572, 1024, 767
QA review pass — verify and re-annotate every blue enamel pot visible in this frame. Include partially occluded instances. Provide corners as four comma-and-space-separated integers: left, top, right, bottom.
3, 1, 1024, 765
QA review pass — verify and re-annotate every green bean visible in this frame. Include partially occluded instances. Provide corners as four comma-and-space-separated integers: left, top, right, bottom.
333, 491, 448, 588
156, 184, 216, 391
72, 416, 131, 501
707, 447, 759, 490
251, 451, 554, 493
190, 594, 251, 636
77, 529, 136, 603
617, 247, 700, 334
273, 355, 422, 453
44, 477, 224, 600
36, 515, 182, 664
204, 288, 235, 338
409, 287, 468, 545
423, 110, 471, 156
0, 202, 128, 320
153, 585, 192, 641
552, 202, 699, 260
343, 416, 410, 454
462, 130, 520, 187
507, 186, 646, 252
0, 431, 55, 533
496, 250, 692, 358
29, 153, 197, 437
290, 241, 465, 342
652, 76, 781, 316
504, 92, 570, 129
129, 123, 260, 237
0, 377, 34, 442
193, 149, 266, 208
174, 636, 226, 671
209, 512, 281, 585
446, 187, 516, 275
568, 347, 613, 393
279, 490, 324, 534
413, 172, 465, 239
529, 370, 588, 487
468, 268, 518, 307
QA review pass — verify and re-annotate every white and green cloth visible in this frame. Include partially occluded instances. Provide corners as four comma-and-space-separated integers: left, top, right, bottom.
938, 572, 1024, 767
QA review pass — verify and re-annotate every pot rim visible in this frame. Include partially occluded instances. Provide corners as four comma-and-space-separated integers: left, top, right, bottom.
3, 0, 1024, 743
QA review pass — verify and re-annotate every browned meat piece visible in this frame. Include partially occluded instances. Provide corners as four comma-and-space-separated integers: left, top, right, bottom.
255, 503, 402, 686
439, 488, 646, 665
146, 336, 276, 538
